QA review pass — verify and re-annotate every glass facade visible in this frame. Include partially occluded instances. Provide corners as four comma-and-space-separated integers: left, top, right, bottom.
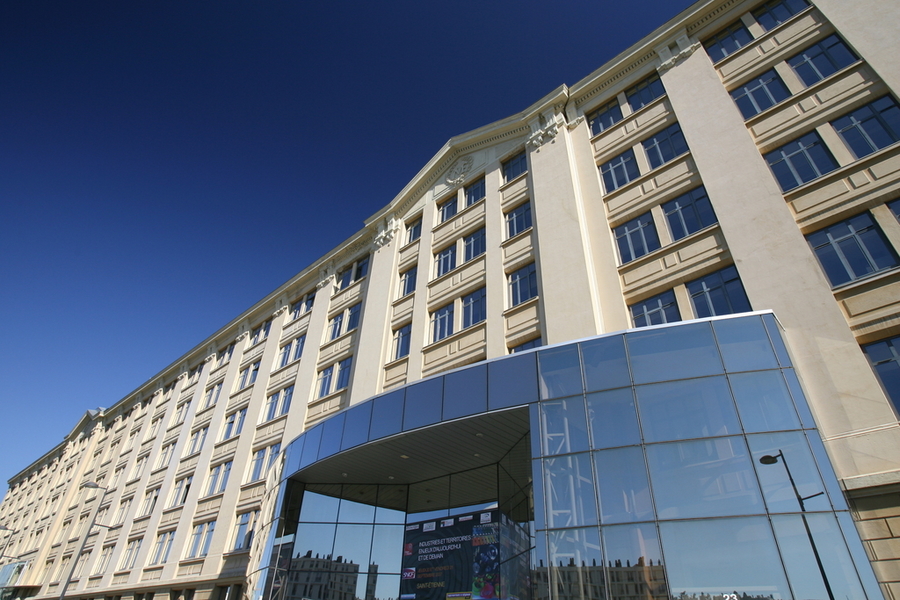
253, 313, 880, 600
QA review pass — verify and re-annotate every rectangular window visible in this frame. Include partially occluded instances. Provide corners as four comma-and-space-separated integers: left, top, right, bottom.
277, 334, 306, 368
704, 22, 754, 62
172, 400, 191, 426
170, 476, 192, 508
346, 303, 361, 331
464, 228, 486, 262
752, 0, 809, 31
435, 245, 457, 277
432, 304, 454, 342
140, 488, 160, 516
337, 256, 369, 290
393, 324, 412, 360
335, 357, 353, 391
832, 96, 900, 159
643, 123, 689, 169
202, 382, 222, 409
625, 73, 666, 112
600, 149, 640, 193
149, 531, 175, 565
185, 427, 208, 456
503, 152, 528, 182
399, 266, 417, 297
687, 266, 752, 318
788, 34, 857, 86
506, 202, 532, 238
317, 366, 334, 398
764, 131, 838, 191
863, 335, 900, 414
94, 546, 114, 574
188, 363, 203, 385
407, 218, 422, 244
438, 197, 458, 223
263, 386, 293, 422
730, 69, 791, 119
806, 213, 900, 286
327, 312, 344, 341
462, 288, 487, 329
120, 538, 143, 570
630, 290, 681, 327
614, 213, 661, 263
328, 304, 361, 341
206, 462, 232, 496
215, 343, 234, 368
131, 456, 147, 481
510, 338, 542, 353
113, 499, 131, 525
588, 98, 623, 136
663, 186, 717, 240
233, 511, 260, 551
156, 443, 175, 470
249, 449, 266, 482
249, 320, 271, 346
290, 293, 315, 320
186, 521, 216, 559
509, 263, 538, 307
890, 199, 900, 221
465, 177, 485, 206
222, 408, 247, 440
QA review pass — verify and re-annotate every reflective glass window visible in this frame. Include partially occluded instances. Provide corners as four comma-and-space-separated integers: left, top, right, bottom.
747, 431, 830, 513
629, 289, 680, 328
538, 345, 583, 399
403, 378, 443, 431
730, 69, 791, 118
547, 526, 602, 572
297, 426, 322, 469
442, 364, 487, 420
586, 388, 641, 449
370, 524, 405, 573
543, 453, 599, 527
643, 123, 689, 170
637, 376, 740, 442
341, 403, 371, 452
293, 521, 337, 561
540, 397, 589, 456
832, 96, 900, 159
317, 413, 345, 459
782, 369, 817, 428
730, 371, 801, 433
375, 486, 408, 522
614, 212, 660, 264
647, 437, 764, 518
588, 98, 623, 136
806, 212, 899, 286
704, 22, 754, 62
765, 131, 838, 191
752, 0, 809, 31
687, 265, 751, 318
581, 334, 631, 392
337, 488, 377, 523
298, 491, 340, 523
662, 185, 717, 240
600, 148, 641, 192
594, 446, 653, 524
837, 511, 885, 597
626, 74, 666, 112
862, 334, 900, 412
602, 523, 668, 600
332, 523, 373, 576
763, 313, 793, 367
627, 322, 723, 384
713, 315, 779, 372
531, 458, 547, 530
489, 352, 538, 410
805, 430, 848, 510
369, 389, 405, 440
788, 34, 858, 87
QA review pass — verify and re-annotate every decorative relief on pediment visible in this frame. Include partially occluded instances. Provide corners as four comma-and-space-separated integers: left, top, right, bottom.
445, 156, 474, 186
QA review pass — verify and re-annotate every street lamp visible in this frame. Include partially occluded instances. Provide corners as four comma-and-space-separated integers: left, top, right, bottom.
759, 450, 835, 600
57, 482, 108, 600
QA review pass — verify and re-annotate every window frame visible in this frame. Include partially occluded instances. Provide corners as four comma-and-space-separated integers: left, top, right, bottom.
764, 131, 839, 191
435, 245, 457, 278
600, 148, 641, 193
336, 255, 370, 291
437, 196, 458, 223
289, 293, 315, 321
399, 265, 417, 297
406, 218, 422, 244
431, 303, 454, 343
506, 201, 533, 239
831, 96, 900, 159
277, 334, 306, 369
393, 323, 412, 360
703, 21, 754, 62
787, 34, 858, 87
262, 386, 293, 422
630, 290, 681, 328
588, 98, 624, 136
464, 228, 486, 262
206, 461, 232, 496
642, 123, 689, 170
502, 151, 528, 183
614, 212, 661, 264
509, 263, 538, 307
806, 212, 900, 287
662, 186, 718, 241
222, 408, 247, 440
730, 69, 791, 119
461, 287, 487, 329
686, 265, 752, 318
465, 177, 486, 207
625, 73, 666, 113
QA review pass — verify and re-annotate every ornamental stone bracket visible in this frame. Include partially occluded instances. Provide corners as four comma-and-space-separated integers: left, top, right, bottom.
373, 217, 400, 249
656, 31, 700, 74
528, 109, 566, 149
273, 304, 289, 318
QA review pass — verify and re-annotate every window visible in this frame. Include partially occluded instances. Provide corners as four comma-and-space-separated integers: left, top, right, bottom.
687, 266, 752, 318
462, 288, 487, 329
188, 364, 203, 385
171, 400, 191, 427
236, 361, 260, 390
503, 152, 528, 183
94, 546, 114, 574
730, 70, 791, 118
435, 245, 457, 277
249, 444, 281, 482
249, 320, 271, 346
663, 186, 718, 240
202, 382, 222, 409
438, 196, 458, 223
806, 213, 899, 286
600, 149, 640, 193
53, 555, 71, 582
206, 462, 232, 496
170, 476, 192, 507
787, 34, 857, 86
506, 202, 532, 238
464, 228, 486, 262
643, 123, 689, 169
113, 498, 132, 525
336, 255, 369, 290
509, 263, 538, 307
752, 0, 809, 31
277, 334, 306, 368
289, 293, 315, 320
588, 98, 623, 136
704, 22, 754, 62
120, 538, 142, 570
156, 443, 175, 470
222, 408, 247, 439
614, 213, 661, 263
630, 290, 681, 327
510, 338, 542, 353
399, 266, 417, 297
431, 303, 454, 342
215, 343, 234, 369
73, 551, 90, 578
765, 131, 838, 191
465, 177, 486, 206
890, 199, 900, 220
832, 96, 900, 159
149, 531, 175, 566
407, 218, 422, 244
625, 74, 666, 113
131, 455, 148, 481
186, 522, 216, 559
328, 303, 362, 341
316, 358, 353, 398
336, 357, 353, 391
185, 427, 208, 456
145, 418, 161, 441
317, 365, 333, 398
393, 324, 412, 360
233, 511, 260, 551
262, 386, 293, 422
863, 335, 900, 414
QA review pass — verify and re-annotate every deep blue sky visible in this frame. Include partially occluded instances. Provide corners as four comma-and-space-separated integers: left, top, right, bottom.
0, 0, 696, 485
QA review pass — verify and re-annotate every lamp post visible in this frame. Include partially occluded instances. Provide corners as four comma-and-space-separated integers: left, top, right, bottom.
759, 450, 835, 600
57, 482, 108, 600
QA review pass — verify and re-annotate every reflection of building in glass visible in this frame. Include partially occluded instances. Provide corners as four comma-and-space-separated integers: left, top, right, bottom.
532, 558, 667, 600
279, 552, 358, 600
2, 1, 900, 600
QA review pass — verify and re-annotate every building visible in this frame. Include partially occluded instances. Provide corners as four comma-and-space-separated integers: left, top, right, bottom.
2, 0, 900, 599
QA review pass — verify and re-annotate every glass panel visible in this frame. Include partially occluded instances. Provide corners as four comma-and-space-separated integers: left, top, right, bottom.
714, 316, 779, 372
782, 369, 817, 428
489, 352, 539, 410
404, 378, 443, 430
805, 430, 848, 510
317, 413, 345, 460
337, 487, 377, 523
586, 388, 641, 449
837, 511, 884, 598
636, 376, 740, 442
371, 573, 401, 600
369, 389, 405, 440
341, 403, 372, 451
581, 335, 631, 392
763, 314, 792, 367
332, 523, 373, 577
730, 371, 801, 433
771, 513, 867, 600
544, 453, 598, 527
298, 425, 323, 469
293, 522, 337, 560
283, 437, 304, 477
747, 431, 831, 512
532, 458, 547, 530
594, 447, 653, 524
602, 523, 668, 600
659, 517, 791, 599
547, 527, 603, 593
443, 364, 487, 420
627, 322, 723, 384
540, 396, 590, 455
298, 490, 340, 523
647, 437, 764, 519
370, 524, 404, 574
375, 486, 408, 521
539, 345, 584, 399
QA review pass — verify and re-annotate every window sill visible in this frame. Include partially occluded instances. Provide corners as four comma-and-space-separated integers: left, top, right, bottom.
710, 4, 816, 68
602, 150, 691, 201
590, 94, 668, 149
270, 358, 301, 377
257, 413, 288, 431
398, 236, 421, 254
384, 354, 410, 370
424, 320, 487, 350
616, 222, 721, 272
430, 254, 486, 286
502, 227, 533, 247
503, 296, 539, 317
499, 171, 528, 191
432, 198, 486, 236
312, 387, 348, 405
332, 274, 367, 298
784, 140, 900, 201
831, 265, 900, 295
